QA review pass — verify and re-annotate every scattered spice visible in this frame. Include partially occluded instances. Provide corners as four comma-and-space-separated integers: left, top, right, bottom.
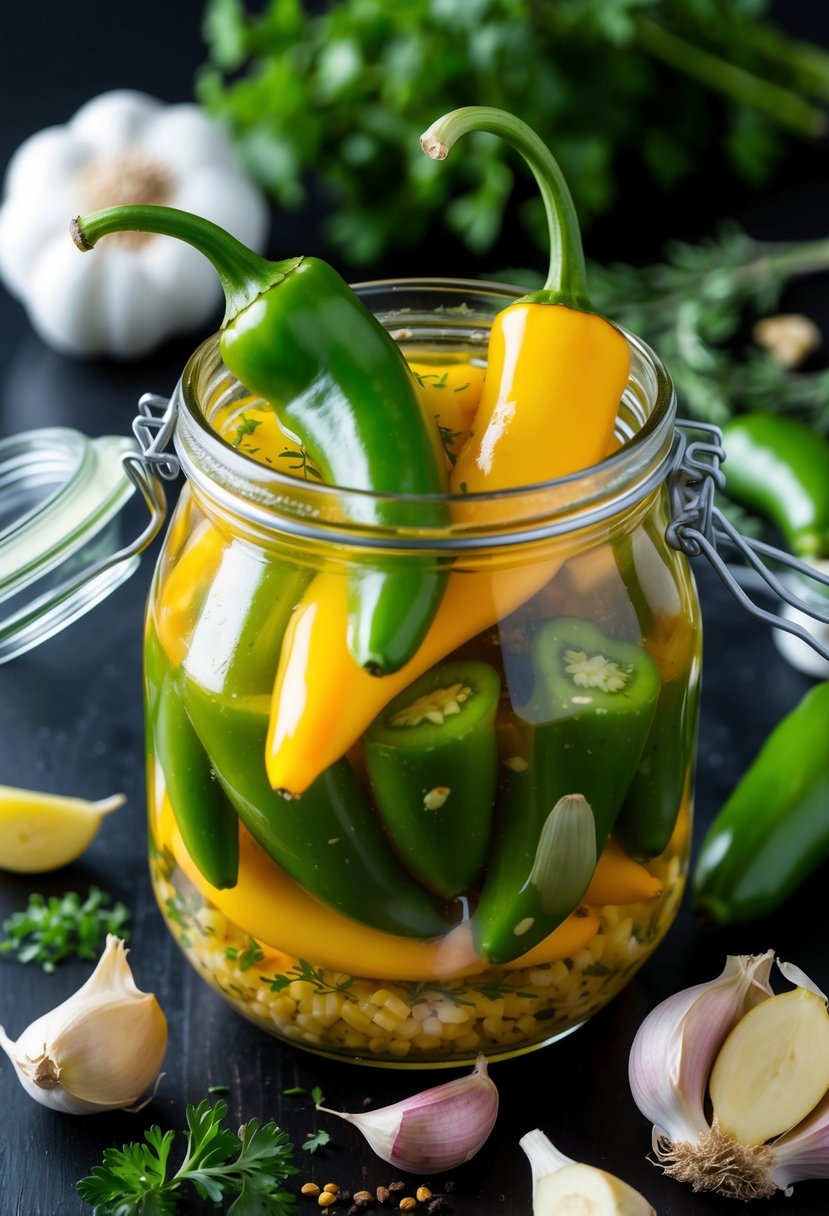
415, 1188, 432, 1203
353, 1191, 375, 1206
318, 1194, 337, 1210
399, 1200, 417, 1213
376, 1186, 391, 1205
323, 1182, 340, 1195
301, 1182, 321, 1197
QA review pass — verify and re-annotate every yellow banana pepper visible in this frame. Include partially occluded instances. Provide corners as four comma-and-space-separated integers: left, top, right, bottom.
161, 801, 600, 981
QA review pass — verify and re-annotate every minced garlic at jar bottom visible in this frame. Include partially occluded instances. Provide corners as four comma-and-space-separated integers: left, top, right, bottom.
151, 849, 684, 1064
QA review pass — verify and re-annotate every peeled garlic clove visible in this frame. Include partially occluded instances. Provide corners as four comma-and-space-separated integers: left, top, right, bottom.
316, 1054, 498, 1174
628, 950, 774, 1148
0, 784, 124, 873
710, 985, 829, 1146
520, 1130, 655, 1216
0, 934, 166, 1114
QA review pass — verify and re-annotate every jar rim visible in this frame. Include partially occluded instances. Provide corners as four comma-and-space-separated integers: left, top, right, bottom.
173, 278, 676, 551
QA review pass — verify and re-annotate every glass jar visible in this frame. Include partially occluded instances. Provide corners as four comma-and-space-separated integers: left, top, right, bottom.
146, 280, 700, 1067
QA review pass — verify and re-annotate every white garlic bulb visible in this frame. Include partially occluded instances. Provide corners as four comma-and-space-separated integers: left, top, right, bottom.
0, 934, 167, 1113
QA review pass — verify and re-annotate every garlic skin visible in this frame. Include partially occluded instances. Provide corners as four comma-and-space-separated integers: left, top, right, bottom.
0, 934, 166, 1114
520, 1129, 655, 1216
629, 953, 829, 1200
316, 1055, 498, 1174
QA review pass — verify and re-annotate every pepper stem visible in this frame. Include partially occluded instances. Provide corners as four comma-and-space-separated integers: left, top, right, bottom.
420, 106, 590, 310
71, 205, 302, 327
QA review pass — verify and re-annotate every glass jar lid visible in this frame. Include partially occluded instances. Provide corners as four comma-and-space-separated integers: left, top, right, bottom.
0, 426, 142, 663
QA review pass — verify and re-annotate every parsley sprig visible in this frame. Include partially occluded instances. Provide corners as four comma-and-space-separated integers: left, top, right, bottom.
76, 1099, 298, 1215
0, 886, 130, 972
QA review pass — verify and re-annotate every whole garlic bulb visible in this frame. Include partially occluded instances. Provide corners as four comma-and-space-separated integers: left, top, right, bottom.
0, 934, 167, 1113
0, 89, 268, 357
629, 952, 829, 1199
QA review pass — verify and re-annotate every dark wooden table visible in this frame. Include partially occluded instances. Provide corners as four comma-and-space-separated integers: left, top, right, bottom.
3, 3, 829, 1213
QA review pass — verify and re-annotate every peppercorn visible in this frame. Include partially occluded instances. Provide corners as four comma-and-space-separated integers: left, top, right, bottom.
415, 1188, 432, 1203
302, 1183, 321, 1198
427, 1200, 451, 1215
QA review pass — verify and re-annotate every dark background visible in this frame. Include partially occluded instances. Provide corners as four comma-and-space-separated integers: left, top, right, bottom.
2, 3, 829, 1214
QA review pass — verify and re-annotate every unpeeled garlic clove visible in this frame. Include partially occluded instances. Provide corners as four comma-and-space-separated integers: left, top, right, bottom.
316, 1054, 498, 1174
520, 1129, 655, 1216
628, 950, 774, 1149
0, 784, 124, 873
0, 934, 166, 1113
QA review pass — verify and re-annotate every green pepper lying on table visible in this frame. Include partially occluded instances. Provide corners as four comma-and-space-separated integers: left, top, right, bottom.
694, 680, 829, 925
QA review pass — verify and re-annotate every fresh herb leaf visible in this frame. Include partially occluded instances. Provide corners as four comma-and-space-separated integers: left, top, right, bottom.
282, 1086, 306, 1097
231, 414, 262, 448
310, 1086, 324, 1106
225, 936, 266, 971
0, 887, 130, 972
276, 447, 322, 481
264, 959, 354, 997
208, 1085, 231, 1095
435, 419, 462, 466
76, 1099, 298, 1215
301, 1129, 330, 1155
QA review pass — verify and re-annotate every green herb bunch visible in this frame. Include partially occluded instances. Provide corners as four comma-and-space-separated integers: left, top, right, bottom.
77, 1099, 298, 1215
198, 0, 829, 264
0, 886, 130, 971
590, 227, 829, 433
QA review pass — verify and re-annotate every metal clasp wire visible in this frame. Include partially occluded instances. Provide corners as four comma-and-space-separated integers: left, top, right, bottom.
88, 391, 179, 575
0, 393, 179, 663
667, 419, 829, 662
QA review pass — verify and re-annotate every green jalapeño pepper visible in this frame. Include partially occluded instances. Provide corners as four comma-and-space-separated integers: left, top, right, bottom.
146, 634, 240, 890
694, 681, 829, 925
364, 660, 500, 898
722, 414, 829, 559
181, 682, 451, 939
471, 617, 660, 964
71, 206, 449, 676
615, 673, 700, 859
180, 542, 313, 700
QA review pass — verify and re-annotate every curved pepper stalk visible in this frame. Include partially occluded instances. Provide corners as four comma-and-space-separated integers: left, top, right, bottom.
71, 205, 449, 676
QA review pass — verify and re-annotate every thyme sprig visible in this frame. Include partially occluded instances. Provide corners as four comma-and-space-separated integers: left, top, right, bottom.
505, 226, 829, 434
